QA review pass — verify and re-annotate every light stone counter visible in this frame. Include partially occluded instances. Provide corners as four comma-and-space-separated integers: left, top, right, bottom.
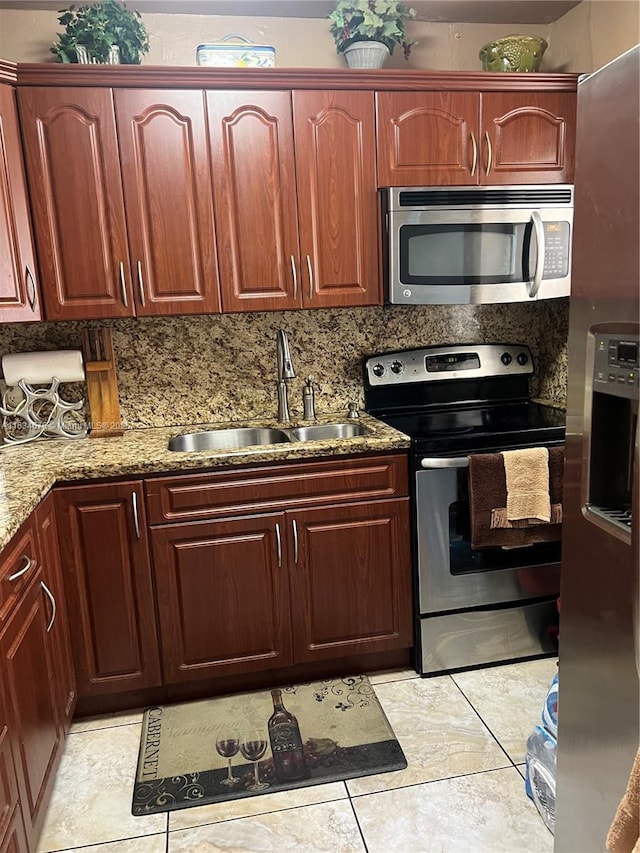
0, 413, 410, 552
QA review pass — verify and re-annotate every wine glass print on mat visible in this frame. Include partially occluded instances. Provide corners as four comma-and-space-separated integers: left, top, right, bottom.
215, 731, 240, 786
240, 729, 269, 791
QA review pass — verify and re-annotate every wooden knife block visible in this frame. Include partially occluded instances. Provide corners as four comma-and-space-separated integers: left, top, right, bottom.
81, 328, 124, 438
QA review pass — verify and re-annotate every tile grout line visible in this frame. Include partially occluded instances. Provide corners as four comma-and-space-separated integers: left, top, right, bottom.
448, 676, 520, 770
346, 763, 523, 800
39, 830, 166, 853
344, 782, 370, 853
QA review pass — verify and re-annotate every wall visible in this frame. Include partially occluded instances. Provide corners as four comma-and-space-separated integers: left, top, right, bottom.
0, 8, 555, 70
0, 302, 567, 429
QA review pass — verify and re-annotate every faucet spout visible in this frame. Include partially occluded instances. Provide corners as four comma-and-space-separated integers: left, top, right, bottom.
277, 330, 296, 422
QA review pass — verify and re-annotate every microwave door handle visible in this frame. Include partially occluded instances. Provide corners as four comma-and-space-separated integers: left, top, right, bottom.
528, 210, 545, 298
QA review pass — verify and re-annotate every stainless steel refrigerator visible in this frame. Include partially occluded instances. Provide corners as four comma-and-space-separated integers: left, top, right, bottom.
555, 45, 640, 852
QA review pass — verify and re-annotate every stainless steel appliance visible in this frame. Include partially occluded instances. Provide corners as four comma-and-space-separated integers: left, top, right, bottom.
554, 46, 639, 853
382, 185, 573, 305
364, 343, 566, 675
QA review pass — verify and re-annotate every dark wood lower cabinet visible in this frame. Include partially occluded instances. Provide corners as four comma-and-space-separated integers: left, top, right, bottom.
150, 494, 412, 682
289, 498, 412, 662
151, 513, 293, 682
35, 494, 76, 733
54, 482, 162, 697
0, 805, 28, 853
0, 573, 61, 851
0, 697, 22, 853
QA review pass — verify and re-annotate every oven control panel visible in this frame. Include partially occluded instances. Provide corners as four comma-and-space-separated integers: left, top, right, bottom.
593, 333, 639, 399
365, 343, 534, 386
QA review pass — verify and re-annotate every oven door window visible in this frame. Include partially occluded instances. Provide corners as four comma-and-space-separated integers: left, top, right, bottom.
450, 470, 561, 573
400, 222, 529, 286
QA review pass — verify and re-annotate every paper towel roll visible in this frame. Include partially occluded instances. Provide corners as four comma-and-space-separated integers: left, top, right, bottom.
2, 350, 85, 386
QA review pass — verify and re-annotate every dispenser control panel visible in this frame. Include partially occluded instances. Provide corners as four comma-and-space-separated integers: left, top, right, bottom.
593, 333, 639, 398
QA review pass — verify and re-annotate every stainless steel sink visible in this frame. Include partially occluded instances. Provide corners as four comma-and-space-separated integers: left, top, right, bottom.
288, 423, 367, 442
168, 427, 292, 452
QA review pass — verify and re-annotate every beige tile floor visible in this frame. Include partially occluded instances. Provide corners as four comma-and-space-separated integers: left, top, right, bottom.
36, 658, 558, 853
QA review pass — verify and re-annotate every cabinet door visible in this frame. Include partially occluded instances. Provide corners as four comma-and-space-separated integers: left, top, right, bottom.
54, 482, 161, 697
376, 92, 480, 186
35, 493, 76, 734
0, 84, 41, 323
207, 90, 301, 312
115, 90, 221, 317
289, 498, 412, 663
151, 514, 293, 682
0, 805, 27, 853
0, 691, 20, 850
18, 87, 132, 320
480, 92, 576, 184
0, 574, 61, 850
293, 90, 380, 307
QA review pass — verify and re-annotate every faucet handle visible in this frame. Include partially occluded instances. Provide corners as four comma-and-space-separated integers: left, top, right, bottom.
347, 401, 360, 419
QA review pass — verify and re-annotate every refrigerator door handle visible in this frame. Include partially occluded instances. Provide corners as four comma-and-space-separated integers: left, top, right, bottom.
528, 210, 545, 298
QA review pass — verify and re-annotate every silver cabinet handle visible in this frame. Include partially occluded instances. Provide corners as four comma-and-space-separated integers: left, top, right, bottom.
292, 518, 299, 565
484, 131, 493, 176
470, 131, 478, 177
290, 255, 298, 300
275, 522, 282, 568
420, 456, 469, 469
132, 491, 141, 539
529, 209, 545, 298
41, 580, 56, 633
25, 265, 37, 311
137, 260, 146, 307
9, 555, 33, 581
119, 261, 129, 308
306, 255, 313, 300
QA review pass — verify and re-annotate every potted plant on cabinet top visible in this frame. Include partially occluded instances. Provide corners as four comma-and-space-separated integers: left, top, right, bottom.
51, 0, 150, 64
328, 0, 416, 69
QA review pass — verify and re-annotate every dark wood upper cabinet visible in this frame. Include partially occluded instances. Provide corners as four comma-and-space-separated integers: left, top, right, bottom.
376, 91, 479, 187
480, 92, 576, 184
293, 90, 380, 308
54, 481, 162, 697
376, 90, 576, 186
207, 90, 301, 313
0, 83, 41, 323
288, 498, 412, 662
151, 513, 293, 682
114, 89, 221, 316
35, 493, 76, 734
18, 87, 133, 320
208, 89, 380, 312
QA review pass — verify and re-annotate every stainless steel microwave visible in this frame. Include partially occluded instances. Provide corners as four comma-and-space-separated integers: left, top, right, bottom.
382, 185, 573, 305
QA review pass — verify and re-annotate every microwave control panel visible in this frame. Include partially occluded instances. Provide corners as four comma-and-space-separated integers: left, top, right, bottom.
593, 333, 639, 398
542, 222, 571, 279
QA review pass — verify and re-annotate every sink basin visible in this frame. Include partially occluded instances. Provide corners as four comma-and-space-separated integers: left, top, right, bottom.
168, 427, 291, 452
289, 422, 367, 442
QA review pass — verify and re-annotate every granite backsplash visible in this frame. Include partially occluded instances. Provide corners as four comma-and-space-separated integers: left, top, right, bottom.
0, 299, 569, 429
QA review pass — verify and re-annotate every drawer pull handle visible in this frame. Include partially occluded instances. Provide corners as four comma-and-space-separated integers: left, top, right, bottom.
275, 522, 282, 568
292, 519, 299, 565
132, 491, 141, 539
137, 260, 146, 307
290, 255, 298, 300
119, 261, 129, 308
41, 581, 56, 632
25, 265, 38, 311
9, 555, 33, 582
484, 131, 493, 176
306, 255, 313, 300
470, 131, 478, 177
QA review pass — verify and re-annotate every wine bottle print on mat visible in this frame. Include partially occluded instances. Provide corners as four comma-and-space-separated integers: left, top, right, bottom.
268, 689, 310, 782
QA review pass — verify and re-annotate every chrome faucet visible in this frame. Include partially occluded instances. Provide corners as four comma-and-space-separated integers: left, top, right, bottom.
276, 329, 296, 422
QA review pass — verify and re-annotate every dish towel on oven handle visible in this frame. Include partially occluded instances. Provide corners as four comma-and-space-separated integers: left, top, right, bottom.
502, 446, 551, 523
467, 447, 565, 549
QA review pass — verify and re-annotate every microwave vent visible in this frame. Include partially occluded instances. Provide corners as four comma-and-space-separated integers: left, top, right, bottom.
397, 188, 573, 208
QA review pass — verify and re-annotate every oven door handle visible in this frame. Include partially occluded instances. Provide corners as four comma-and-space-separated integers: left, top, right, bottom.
420, 456, 469, 469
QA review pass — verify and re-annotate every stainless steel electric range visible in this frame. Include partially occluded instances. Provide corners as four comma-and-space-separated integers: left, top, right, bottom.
363, 343, 566, 676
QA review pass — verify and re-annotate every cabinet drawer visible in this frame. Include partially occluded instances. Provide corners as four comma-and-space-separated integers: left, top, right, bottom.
0, 522, 39, 624
145, 453, 408, 524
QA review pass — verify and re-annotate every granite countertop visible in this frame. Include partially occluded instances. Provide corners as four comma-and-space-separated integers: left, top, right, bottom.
0, 413, 410, 552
